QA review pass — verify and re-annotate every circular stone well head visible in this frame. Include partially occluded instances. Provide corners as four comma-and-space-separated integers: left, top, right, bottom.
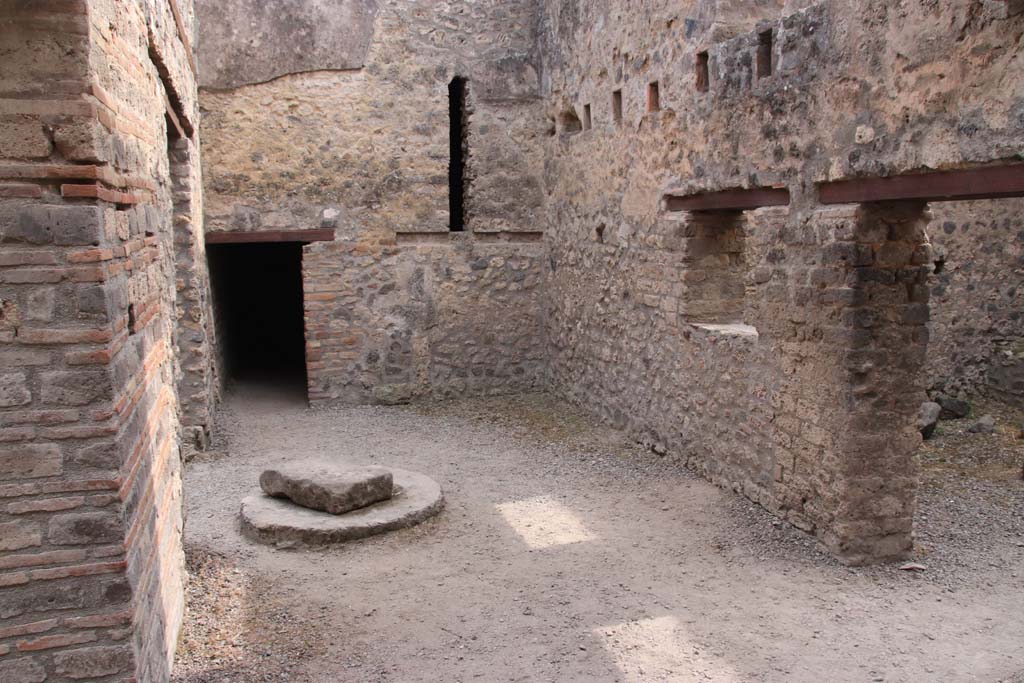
240, 467, 444, 547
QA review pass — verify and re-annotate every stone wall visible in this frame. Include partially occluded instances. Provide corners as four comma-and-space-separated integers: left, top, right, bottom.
196, 0, 550, 404
537, 0, 1023, 561
0, 0, 205, 679
198, 0, 545, 240
304, 236, 546, 404
1, 1, 1019, 679
926, 199, 1024, 406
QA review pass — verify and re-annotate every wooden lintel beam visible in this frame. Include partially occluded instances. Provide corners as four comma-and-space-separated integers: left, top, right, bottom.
166, 0, 197, 76
818, 164, 1024, 205
664, 187, 791, 212
205, 230, 336, 245
164, 94, 186, 140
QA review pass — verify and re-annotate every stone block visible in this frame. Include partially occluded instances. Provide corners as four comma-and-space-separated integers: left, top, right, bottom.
25, 288, 56, 322
3, 205, 103, 246
0, 117, 52, 159
53, 118, 109, 164
0, 579, 90, 621
0, 297, 20, 330
0, 521, 43, 551
0, 373, 32, 407
76, 285, 109, 317
967, 415, 995, 434
0, 657, 46, 683
54, 644, 132, 680
260, 463, 394, 515
901, 303, 930, 326
0, 443, 62, 479
40, 371, 111, 407
48, 511, 123, 546
244, 468, 443, 545
935, 394, 970, 420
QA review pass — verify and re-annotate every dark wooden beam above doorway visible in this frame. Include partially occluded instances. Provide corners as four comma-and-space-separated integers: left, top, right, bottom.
664, 187, 791, 212
818, 164, 1024, 205
205, 230, 336, 245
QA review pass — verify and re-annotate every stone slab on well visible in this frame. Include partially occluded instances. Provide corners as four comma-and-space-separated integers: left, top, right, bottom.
241, 468, 444, 547
260, 462, 394, 515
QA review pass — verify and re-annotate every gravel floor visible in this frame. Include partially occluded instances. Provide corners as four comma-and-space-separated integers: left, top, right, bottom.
172, 383, 1024, 683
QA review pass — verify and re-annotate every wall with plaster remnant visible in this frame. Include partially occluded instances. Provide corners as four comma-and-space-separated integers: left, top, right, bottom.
196, 0, 550, 404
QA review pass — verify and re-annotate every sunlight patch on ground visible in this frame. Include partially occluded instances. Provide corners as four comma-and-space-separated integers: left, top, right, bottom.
596, 615, 742, 682
496, 496, 598, 549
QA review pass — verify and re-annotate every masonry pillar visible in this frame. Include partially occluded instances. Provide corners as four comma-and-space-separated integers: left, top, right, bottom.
170, 136, 218, 453
813, 202, 932, 563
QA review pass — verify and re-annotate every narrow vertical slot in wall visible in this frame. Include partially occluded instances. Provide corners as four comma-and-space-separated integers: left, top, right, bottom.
647, 81, 660, 112
448, 76, 468, 232
612, 89, 623, 125
757, 30, 774, 79
696, 52, 710, 92
583, 103, 592, 130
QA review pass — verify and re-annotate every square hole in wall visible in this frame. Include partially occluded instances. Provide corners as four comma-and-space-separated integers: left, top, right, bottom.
583, 103, 592, 130
647, 81, 660, 112
559, 107, 583, 135
696, 51, 710, 92
757, 30, 774, 79
680, 211, 747, 325
612, 89, 623, 124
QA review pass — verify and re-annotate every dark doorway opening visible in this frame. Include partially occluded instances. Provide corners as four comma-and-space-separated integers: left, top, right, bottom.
207, 242, 307, 394
449, 76, 468, 232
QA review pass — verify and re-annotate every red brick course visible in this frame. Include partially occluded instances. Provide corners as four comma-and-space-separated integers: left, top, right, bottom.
0, 2, 197, 680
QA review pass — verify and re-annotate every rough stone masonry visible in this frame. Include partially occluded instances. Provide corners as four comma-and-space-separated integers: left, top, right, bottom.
0, 0, 1022, 680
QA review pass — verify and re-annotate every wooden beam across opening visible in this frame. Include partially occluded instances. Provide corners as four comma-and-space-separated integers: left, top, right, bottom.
205, 230, 335, 245
818, 164, 1024, 205
664, 186, 791, 212
164, 94, 186, 140
166, 0, 197, 75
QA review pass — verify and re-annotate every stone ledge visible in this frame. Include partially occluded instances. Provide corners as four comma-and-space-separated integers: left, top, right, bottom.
395, 231, 543, 245
690, 323, 760, 340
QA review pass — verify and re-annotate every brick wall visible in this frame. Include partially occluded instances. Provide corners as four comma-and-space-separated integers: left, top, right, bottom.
169, 138, 217, 452
0, 0, 206, 680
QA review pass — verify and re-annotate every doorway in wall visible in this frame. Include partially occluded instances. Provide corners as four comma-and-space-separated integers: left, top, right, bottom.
207, 242, 308, 398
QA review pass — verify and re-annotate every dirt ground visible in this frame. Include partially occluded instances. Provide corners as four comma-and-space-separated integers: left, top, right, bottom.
172, 383, 1024, 683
